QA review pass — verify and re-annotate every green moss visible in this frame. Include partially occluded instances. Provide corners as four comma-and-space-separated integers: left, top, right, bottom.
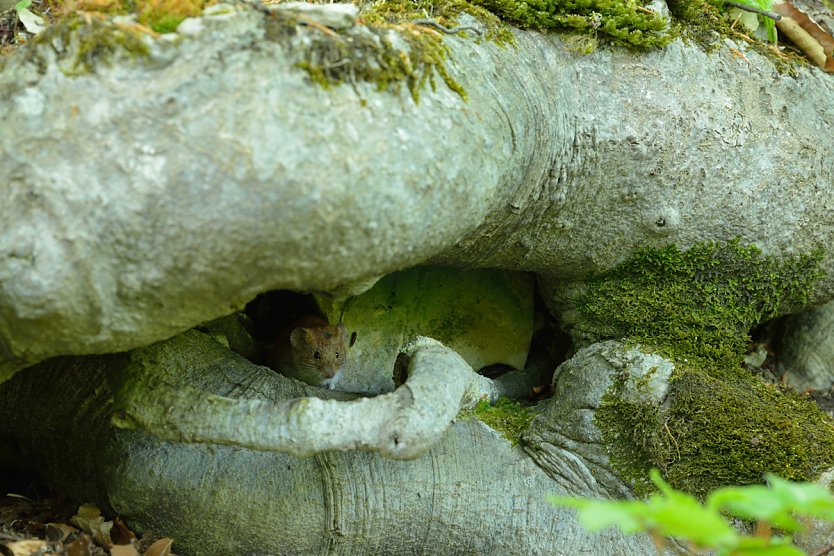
32, 14, 150, 75
596, 367, 834, 499
1, 0, 203, 66
577, 239, 824, 377
666, 0, 718, 25
360, 0, 515, 45
580, 240, 833, 497
273, 0, 520, 103
460, 397, 534, 445
137, 0, 207, 33
470, 0, 672, 48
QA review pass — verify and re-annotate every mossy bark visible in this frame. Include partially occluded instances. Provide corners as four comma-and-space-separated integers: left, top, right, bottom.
0, 335, 676, 555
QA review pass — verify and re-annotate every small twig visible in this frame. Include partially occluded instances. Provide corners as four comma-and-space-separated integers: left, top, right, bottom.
298, 15, 340, 38
723, 1, 782, 22
664, 421, 681, 460
412, 18, 483, 36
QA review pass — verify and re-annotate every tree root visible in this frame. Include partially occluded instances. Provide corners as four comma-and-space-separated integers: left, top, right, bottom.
111, 331, 498, 460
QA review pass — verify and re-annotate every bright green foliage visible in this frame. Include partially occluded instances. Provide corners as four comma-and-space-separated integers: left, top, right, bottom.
469, 0, 672, 47
551, 469, 834, 555
710, 475, 834, 533
459, 397, 534, 445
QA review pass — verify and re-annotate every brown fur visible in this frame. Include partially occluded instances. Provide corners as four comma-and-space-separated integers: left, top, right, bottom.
269, 315, 348, 389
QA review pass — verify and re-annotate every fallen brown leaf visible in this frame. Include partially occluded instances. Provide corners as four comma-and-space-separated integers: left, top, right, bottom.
64, 534, 94, 556
774, 0, 834, 70
144, 538, 174, 556
110, 517, 135, 546
6, 540, 52, 556
70, 504, 112, 548
44, 522, 79, 543
111, 544, 140, 556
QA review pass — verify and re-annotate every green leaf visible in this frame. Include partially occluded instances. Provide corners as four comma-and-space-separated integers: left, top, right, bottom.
720, 537, 806, 556
14, 0, 31, 10
766, 474, 834, 520
551, 471, 834, 554
709, 485, 801, 531
643, 491, 738, 546
551, 471, 738, 548
548, 496, 647, 534
646, 469, 738, 546
709, 475, 834, 531
722, 0, 778, 42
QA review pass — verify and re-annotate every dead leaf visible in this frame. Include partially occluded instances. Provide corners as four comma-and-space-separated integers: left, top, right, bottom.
110, 517, 135, 545
144, 538, 174, 556
16, 7, 44, 34
70, 504, 113, 548
6, 540, 53, 556
111, 544, 140, 556
44, 522, 79, 542
64, 534, 93, 556
776, 15, 828, 65
72, 504, 101, 522
774, 0, 834, 70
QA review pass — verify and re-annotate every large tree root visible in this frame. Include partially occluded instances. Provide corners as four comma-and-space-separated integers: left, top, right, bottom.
109, 332, 498, 459
0, 331, 672, 555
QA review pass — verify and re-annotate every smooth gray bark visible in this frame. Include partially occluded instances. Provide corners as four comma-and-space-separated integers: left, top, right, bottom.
1, 3, 833, 380
1, 3, 833, 553
110, 333, 499, 459
0, 333, 684, 555
779, 300, 834, 391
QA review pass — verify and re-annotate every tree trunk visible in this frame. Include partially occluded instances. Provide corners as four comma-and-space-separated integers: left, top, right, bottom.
0, 331, 681, 555
2, 2, 834, 553
1, 3, 833, 377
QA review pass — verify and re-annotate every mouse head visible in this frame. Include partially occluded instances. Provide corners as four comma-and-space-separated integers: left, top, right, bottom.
290, 322, 347, 378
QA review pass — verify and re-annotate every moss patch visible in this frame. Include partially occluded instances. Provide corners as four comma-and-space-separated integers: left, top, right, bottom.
579, 240, 833, 496
63, 0, 208, 33
471, 0, 671, 48
460, 397, 534, 445
31, 13, 152, 75
136, 0, 207, 33
596, 366, 834, 499
359, 0, 515, 45
269, 0, 518, 103
268, 8, 470, 103
577, 239, 824, 378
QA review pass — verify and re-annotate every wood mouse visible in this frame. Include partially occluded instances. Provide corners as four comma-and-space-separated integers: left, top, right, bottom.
268, 315, 348, 390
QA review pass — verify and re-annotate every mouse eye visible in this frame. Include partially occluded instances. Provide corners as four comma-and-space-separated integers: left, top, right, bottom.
314, 351, 321, 360
335, 352, 340, 359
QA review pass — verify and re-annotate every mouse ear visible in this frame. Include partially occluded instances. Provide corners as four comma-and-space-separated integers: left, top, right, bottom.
289, 327, 306, 347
